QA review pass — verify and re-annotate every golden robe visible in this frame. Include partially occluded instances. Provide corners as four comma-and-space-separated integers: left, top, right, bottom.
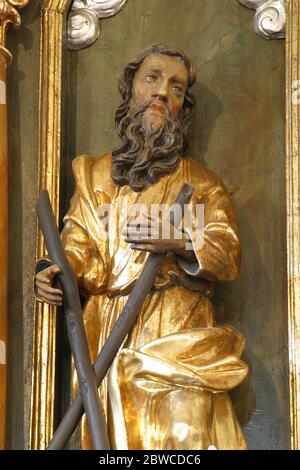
61, 153, 248, 450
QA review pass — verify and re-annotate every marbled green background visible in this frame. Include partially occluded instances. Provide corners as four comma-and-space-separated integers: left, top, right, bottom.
7, 0, 289, 449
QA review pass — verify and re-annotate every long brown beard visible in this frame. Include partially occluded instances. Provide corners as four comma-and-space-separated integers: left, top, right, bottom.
111, 99, 186, 192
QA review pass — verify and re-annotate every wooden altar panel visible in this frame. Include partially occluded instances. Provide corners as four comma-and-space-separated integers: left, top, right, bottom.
6, 1, 42, 449
61, 0, 289, 449
5, 0, 292, 450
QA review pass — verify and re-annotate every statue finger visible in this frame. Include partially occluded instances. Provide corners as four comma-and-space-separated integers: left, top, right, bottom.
45, 264, 62, 280
35, 279, 62, 295
125, 237, 154, 244
35, 272, 50, 284
41, 292, 62, 304
36, 289, 62, 305
130, 244, 156, 252
37, 286, 62, 302
35, 278, 51, 290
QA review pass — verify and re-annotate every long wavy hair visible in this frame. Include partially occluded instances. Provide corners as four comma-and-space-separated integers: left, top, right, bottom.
111, 44, 197, 192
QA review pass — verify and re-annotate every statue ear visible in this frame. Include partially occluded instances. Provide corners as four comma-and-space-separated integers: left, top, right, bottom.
189, 63, 197, 87
179, 98, 193, 124
119, 66, 133, 101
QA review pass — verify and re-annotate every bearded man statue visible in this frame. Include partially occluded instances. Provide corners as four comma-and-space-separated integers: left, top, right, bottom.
35, 44, 249, 450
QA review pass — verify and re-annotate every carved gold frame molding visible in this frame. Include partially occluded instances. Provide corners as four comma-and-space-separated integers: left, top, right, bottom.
30, 0, 300, 449
29, 0, 73, 450
286, 0, 300, 450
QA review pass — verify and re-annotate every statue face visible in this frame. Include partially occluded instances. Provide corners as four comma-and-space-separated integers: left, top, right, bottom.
131, 54, 188, 122
112, 52, 192, 191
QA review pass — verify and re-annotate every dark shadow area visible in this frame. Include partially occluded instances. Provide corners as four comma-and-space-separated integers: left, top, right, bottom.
189, 81, 223, 165
214, 200, 289, 449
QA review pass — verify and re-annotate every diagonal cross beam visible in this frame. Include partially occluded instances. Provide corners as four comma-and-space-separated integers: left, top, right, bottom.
46, 183, 193, 450
37, 190, 110, 450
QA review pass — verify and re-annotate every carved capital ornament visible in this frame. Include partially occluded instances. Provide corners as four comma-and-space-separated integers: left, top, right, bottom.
0, 0, 29, 62
238, 0, 286, 39
68, 0, 128, 50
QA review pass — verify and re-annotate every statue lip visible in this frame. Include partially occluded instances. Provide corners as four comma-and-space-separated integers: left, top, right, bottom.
148, 102, 166, 115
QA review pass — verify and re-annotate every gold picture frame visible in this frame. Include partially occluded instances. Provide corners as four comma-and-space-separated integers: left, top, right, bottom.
30, 0, 300, 449
29, 0, 72, 450
285, 0, 300, 451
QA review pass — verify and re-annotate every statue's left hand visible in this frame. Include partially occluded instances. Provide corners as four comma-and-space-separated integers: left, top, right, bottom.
123, 214, 197, 262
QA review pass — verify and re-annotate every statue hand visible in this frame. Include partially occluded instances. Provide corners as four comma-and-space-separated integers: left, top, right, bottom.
35, 264, 63, 306
123, 215, 196, 262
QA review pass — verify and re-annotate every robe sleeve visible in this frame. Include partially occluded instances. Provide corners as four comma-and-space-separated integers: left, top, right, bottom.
177, 179, 240, 282
61, 189, 109, 297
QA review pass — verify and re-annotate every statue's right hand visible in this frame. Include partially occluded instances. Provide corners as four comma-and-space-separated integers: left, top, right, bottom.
35, 264, 63, 306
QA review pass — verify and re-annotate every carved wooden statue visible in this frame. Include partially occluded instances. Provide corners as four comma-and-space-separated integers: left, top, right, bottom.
35, 44, 248, 450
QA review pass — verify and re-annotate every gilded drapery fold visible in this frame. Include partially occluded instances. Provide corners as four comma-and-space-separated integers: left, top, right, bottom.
108, 325, 247, 449
178, 175, 240, 282
63, 153, 247, 450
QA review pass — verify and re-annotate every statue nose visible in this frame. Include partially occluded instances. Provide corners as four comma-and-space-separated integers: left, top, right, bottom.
158, 93, 168, 103
153, 88, 168, 103
152, 80, 169, 102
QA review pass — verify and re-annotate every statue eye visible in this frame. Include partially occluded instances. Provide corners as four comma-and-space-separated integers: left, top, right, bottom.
146, 74, 157, 83
174, 87, 184, 97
